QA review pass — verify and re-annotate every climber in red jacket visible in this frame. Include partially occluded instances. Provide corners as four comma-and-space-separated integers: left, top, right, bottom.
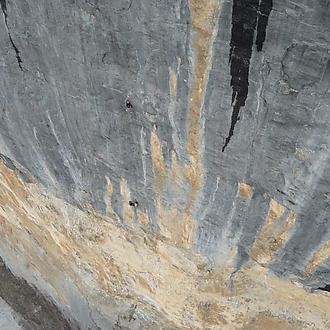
126, 99, 133, 108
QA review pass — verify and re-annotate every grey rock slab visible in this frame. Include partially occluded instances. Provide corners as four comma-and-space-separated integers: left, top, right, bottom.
0, 0, 330, 327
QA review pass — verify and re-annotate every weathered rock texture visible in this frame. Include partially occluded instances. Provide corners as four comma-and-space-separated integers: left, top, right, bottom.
0, 0, 330, 328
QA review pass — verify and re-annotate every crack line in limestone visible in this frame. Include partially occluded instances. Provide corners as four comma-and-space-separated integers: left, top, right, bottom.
0, 0, 23, 70
85, 298, 100, 329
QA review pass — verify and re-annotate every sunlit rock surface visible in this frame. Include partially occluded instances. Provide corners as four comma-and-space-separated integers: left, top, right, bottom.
0, 0, 329, 328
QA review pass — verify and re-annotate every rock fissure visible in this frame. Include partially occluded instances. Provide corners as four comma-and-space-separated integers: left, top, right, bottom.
0, 0, 23, 71
256, 0, 273, 52
318, 284, 330, 292
222, 0, 272, 152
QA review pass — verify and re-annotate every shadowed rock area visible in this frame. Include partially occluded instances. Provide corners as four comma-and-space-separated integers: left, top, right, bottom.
0, 257, 78, 329
0, 0, 330, 328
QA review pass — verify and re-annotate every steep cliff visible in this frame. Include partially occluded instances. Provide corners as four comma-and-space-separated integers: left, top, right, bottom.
0, 0, 330, 328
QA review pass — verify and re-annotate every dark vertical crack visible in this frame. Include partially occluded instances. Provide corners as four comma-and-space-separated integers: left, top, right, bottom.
222, 0, 259, 152
256, 0, 273, 51
8, 34, 23, 69
0, 0, 23, 70
222, 0, 273, 152
318, 284, 330, 292
0, 0, 7, 16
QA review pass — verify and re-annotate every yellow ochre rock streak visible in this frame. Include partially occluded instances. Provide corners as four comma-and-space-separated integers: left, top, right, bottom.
186, 0, 222, 205
238, 182, 253, 200
306, 237, 330, 273
250, 199, 297, 266
151, 1, 222, 248
0, 161, 329, 329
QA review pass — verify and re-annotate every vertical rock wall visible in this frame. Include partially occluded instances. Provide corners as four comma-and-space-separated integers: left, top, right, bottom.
0, 0, 329, 328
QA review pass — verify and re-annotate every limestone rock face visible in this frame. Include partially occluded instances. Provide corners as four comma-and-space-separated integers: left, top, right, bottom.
0, 0, 330, 328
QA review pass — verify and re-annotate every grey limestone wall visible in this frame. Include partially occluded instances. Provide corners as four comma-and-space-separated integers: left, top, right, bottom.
0, 0, 330, 304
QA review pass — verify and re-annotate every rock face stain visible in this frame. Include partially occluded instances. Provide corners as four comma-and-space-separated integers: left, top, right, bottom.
104, 176, 115, 217
169, 67, 177, 100
188, 0, 222, 196
244, 311, 298, 330
197, 300, 228, 326
250, 199, 297, 266
238, 182, 253, 200
150, 0, 222, 246
223, 0, 273, 151
150, 127, 167, 192
256, 0, 273, 51
305, 237, 330, 274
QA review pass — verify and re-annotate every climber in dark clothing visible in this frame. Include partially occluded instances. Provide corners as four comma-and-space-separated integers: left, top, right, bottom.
129, 200, 139, 207
126, 99, 133, 108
